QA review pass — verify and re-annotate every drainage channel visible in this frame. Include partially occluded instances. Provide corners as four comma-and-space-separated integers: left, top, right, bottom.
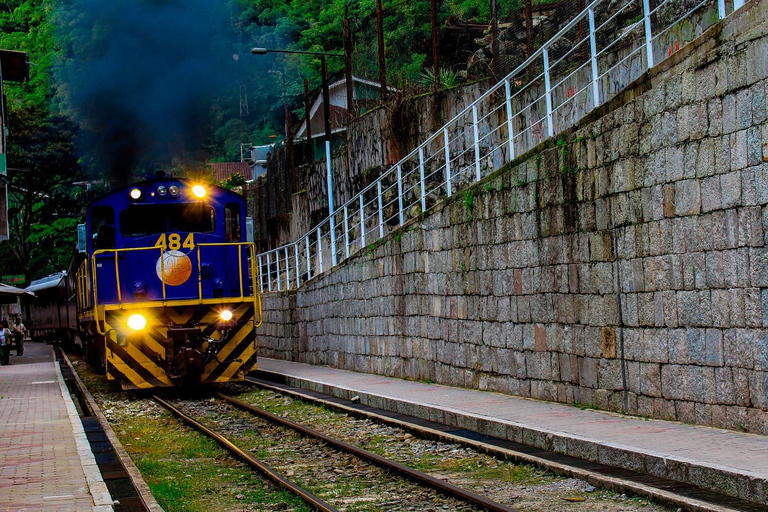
54, 348, 149, 512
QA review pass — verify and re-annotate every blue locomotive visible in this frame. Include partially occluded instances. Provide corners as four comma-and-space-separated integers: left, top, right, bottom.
75, 173, 261, 389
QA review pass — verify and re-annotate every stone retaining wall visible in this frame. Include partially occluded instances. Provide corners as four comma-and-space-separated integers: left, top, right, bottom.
257, 1, 768, 435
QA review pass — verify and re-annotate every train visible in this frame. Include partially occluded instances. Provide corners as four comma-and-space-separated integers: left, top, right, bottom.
26, 172, 262, 390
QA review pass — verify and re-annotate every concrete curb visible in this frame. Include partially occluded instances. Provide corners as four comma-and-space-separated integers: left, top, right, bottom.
53, 352, 115, 511
62, 352, 165, 512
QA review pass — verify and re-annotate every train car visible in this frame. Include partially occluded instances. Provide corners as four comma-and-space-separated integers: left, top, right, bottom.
76, 173, 261, 389
24, 254, 83, 348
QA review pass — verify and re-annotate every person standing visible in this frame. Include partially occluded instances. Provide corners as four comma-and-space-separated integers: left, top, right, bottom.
11, 316, 25, 356
0, 321, 10, 365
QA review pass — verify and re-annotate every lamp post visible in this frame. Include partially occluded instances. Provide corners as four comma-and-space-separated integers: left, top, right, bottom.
252, 47, 344, 267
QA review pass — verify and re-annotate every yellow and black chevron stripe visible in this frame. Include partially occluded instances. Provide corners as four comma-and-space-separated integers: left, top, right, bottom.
102, 303, 257, 390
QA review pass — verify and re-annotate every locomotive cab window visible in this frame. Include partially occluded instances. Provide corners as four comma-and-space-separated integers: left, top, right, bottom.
225, 203, 241, 241
91, 206, 116, 250
120, 203, 215, 236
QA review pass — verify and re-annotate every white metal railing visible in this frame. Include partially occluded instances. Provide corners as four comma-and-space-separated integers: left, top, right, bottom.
257, 0, 744, 293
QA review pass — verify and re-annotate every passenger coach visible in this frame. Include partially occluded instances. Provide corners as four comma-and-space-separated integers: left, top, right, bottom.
76, 173, 261, 389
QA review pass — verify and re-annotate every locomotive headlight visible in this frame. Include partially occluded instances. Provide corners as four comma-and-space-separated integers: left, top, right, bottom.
219, 310, 234, 322
192, 185, 207, 198
127, 313, 147, 331
169, 185, 180, 196
157, 185, 167, 196
129, 188, 142, 200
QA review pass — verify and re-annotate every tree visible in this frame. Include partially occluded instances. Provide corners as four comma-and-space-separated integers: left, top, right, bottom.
4, 109, 88, 282
221, 172, 246, 189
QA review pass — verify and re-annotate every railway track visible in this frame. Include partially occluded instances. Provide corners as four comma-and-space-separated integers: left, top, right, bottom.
242, 375, 766, 512
153, 393, 519, 512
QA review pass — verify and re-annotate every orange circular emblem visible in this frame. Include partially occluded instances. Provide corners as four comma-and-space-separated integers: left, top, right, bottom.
156, 250, 192, 286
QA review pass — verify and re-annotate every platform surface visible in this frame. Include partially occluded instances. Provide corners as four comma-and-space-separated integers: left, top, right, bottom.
258, 357, 768, 505
0, 342, 113, 511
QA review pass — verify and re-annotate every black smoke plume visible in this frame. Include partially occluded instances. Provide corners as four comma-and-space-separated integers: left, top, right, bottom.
57, 0, 236, 185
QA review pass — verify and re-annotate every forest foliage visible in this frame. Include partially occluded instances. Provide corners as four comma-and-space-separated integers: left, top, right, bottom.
0, 0, 507, 281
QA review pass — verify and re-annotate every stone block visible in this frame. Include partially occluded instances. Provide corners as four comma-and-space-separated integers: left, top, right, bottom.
750, 247, 768, 287
714, 135, 731, 174
722, 93, 736, 134
747, 127, 762, 167
639, 362, 662, 397
723, 329, 755, 369
730, 130, 748, 171
736, 87, 753, 130
661, 365, 685, 400
674, 179, 701, 216
638, 328, 669, 363
704, 329, 724, 367
700, 176, 721, 213
748, 371, 768, 409
579, 356, 598, 388
754, 80, 767, 124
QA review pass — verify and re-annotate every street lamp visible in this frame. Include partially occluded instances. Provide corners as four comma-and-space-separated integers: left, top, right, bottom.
252, 47, 345, 267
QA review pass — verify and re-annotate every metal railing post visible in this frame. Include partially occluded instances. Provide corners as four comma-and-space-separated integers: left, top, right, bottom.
472, 105, 481, 181
266, 252, 272, 292
419, 147, 426, 212
377, 180, 384, 238
397, 164, 404, 225
643, 0, 654, 69
305, 236, 311, 279
317, 227, 323, 273
359, 194, 366, 249
326, 140, 338, 267
284, 246, 290, 290
275, 250, 282, 291
504, 79, 515, 161
443, 128, 452, 197
343, 205, 350, 258
588, 8, 600, 110
734, 0, 745, 11
294, 243, 300, 288
258, 255, 264, 293
718, 0, 726, 18
543, 47, 554, 138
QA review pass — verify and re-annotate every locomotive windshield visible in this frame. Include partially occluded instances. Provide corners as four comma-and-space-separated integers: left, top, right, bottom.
120, 203, 215, 236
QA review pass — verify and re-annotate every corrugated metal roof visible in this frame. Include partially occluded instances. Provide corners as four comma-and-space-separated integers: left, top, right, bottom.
25, 272, 65, 294
210, 162, 252, 182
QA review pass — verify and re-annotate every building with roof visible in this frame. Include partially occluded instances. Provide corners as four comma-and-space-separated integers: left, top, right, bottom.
210, 161, 254, 184
295, 75, 395, 158
0, 49, 30, 241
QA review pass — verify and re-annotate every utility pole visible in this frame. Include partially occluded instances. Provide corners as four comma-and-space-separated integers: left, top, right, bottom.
491, 0, 499, 80
344, 8, 355, 121
524, 0, 534, 80
431, 0, 439, 92
304, 79, 313, 163
376, 0, 387, 99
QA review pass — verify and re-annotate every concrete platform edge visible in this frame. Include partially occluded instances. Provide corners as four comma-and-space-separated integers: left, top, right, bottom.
62, 352, 165, 512
54, 356, 115, 511
256, 367, 767, 506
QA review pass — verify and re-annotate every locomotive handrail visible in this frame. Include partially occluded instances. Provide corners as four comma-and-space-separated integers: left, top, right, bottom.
91, 246, 166, 307
195, 242, 263, 327
89, 242, 262, 325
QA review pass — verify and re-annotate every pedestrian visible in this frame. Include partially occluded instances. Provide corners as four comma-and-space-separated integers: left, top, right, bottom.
11, 316, 25, 356
0, 320, 10, 365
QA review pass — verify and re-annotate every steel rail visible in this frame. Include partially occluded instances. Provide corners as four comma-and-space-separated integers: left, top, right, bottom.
152, 396, 338, 512
216, 392, 520, 512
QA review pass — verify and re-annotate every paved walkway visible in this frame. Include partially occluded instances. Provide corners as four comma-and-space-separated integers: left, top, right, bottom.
258, 357, 768, 506
0, 343, 113, 511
